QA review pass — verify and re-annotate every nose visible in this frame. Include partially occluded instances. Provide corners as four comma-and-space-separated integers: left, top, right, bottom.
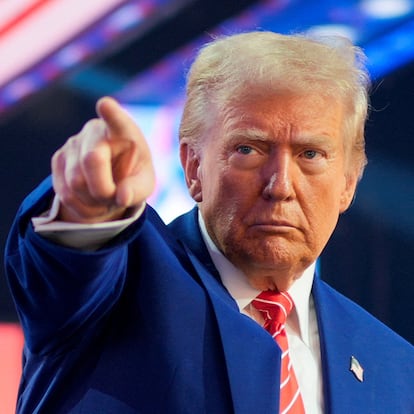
261, 153, 294, 201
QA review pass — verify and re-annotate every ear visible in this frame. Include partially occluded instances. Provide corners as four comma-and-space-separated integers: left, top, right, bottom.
339, 172, 359, 213
180, 142, 203, 202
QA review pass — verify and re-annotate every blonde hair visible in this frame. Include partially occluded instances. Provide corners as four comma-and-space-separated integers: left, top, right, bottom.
179, 31, 370, 178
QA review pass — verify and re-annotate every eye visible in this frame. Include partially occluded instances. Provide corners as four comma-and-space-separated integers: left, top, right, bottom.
230, 143, 264, 169
236, 145, 254, 155
302, 150, 319, 159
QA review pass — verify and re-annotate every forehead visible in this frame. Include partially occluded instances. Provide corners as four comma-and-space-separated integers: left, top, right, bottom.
218, 93, 345, 138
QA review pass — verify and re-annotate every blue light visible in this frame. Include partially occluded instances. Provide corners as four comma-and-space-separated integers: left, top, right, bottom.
364, 18, 414, 79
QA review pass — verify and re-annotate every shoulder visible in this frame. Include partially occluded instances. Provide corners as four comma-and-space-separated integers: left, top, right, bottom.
314, 278, 414, 355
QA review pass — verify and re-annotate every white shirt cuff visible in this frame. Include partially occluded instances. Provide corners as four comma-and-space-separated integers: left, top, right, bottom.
32, 196, 145, 250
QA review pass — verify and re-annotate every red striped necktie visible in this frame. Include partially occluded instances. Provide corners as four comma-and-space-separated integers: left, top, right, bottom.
252, 290, 305, 414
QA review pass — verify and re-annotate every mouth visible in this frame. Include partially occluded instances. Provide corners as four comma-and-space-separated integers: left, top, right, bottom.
250, 220, 297, 233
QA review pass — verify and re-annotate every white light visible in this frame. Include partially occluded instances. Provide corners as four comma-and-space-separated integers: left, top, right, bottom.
307, 24, 357, 43
361, 0, 412, 19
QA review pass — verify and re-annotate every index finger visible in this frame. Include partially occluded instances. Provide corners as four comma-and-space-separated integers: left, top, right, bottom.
96, 96, 136, 139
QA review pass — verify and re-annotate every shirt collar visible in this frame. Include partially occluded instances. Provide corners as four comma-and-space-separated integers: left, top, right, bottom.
198, 211, 315, 344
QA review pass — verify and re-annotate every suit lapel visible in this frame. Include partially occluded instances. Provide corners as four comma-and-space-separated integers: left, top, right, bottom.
183, 243, 280, 414
168, 207, 221, 281
170, 209, 281, 414
313, 279, 370, 414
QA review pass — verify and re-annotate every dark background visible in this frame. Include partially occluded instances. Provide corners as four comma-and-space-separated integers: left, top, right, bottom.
1, 0, 413, 344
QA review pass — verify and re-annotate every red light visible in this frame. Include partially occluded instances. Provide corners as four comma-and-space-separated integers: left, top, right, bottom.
0, 323, 24, 414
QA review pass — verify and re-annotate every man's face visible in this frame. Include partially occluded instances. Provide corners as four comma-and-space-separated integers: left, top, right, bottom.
181, 93, 358, 291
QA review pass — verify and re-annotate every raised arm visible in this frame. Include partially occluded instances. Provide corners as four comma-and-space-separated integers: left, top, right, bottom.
6, 97, 157, 353
52, 96, 155, 223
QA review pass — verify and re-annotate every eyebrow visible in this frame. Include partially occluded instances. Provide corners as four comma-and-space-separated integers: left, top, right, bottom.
292, 134, 337, 149
228, 127, 336, 147
227, 127, 270, 142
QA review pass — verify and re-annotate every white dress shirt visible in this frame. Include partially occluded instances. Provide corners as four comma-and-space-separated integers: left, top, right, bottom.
34, 200, 324, 413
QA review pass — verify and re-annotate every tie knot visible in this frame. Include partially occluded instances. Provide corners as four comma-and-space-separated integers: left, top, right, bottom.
251, 290, 294, 325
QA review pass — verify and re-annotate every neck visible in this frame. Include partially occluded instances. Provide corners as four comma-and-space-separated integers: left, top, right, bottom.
237, 265, 304, 292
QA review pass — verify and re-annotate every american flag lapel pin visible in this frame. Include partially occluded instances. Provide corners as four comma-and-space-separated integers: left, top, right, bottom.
349, 355, 364, 382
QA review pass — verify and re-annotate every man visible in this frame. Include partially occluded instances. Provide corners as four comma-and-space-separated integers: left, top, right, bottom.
6, 31, 414, 413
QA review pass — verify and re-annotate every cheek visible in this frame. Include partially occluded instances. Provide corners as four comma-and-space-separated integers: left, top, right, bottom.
204, 185, 243, 225
202, 166, 248, 204
307, 192, 342, 242
301, 177, 343, 232
202, 177, 253, 239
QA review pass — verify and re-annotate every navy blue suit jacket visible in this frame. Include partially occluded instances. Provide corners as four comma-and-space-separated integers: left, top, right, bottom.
6, 178, 414, 413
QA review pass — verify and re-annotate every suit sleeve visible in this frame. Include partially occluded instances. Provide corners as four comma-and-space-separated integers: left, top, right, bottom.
5, 176, 146, 356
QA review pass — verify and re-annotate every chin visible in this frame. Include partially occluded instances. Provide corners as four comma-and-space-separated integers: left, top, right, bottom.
246, 273, 296, 292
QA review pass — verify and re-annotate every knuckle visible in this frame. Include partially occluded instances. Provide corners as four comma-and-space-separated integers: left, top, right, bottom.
82, 118, 106, 138
65, 135, 80, 150
52, 136, 79, 169
51, 150, 61, 171
67, 171, 85, 192
82, 147, 107, 170
58, 189, 77, 208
